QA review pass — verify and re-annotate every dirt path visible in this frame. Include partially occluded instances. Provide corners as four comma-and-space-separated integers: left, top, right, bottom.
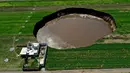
101, 34, 130, 44
2, 68, 130, 73
103, 39, 130, 43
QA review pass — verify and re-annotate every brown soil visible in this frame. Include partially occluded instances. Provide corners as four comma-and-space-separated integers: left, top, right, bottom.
37, 14, 113, 49
2, 68, 130, 73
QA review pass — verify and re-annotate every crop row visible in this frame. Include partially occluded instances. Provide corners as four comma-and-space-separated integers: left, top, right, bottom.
0, 1, 96, 7
46, 43, 130, 70
1, 9, 130, 35
0, 0, 130, 7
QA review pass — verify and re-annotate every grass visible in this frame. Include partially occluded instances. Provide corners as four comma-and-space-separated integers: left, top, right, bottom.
0, 0, 130, 71
101, 9, 130, 34
0, 0, 130, 7
0, 35, 36, 71
0, 9, 130, 35
24, 58, 39, 68
0, 36, 21, 70
0, 11, 53, 35
46, 43, 130, 70
0, 9, 130, 71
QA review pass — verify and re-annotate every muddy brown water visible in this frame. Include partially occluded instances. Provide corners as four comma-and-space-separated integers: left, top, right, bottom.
37, 14, 113, 49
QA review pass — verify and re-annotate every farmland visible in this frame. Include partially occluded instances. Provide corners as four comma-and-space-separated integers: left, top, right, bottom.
46, 43, 130, 70
0, 0, 130, 7
0, 0, 130, 71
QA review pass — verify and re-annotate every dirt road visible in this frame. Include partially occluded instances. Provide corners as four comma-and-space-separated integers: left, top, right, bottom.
2, 68, 130, 73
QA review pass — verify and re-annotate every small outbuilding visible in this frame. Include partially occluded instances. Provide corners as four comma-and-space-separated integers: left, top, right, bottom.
20, 42, 48, 71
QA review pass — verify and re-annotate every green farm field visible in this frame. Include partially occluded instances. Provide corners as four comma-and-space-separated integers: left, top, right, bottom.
0, 0, 130, 7
0, 0, 130, 71
46, 43, 130, 70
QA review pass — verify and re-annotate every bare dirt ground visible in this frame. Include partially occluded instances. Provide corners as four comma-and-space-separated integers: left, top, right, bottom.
103, 34, 130, 43
2, 68, 130, 73
103, 39, 130, 43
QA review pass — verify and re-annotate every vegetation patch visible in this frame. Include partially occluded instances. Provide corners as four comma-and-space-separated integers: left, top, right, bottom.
46, 43, 130, 70
0, 0, 130, 71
